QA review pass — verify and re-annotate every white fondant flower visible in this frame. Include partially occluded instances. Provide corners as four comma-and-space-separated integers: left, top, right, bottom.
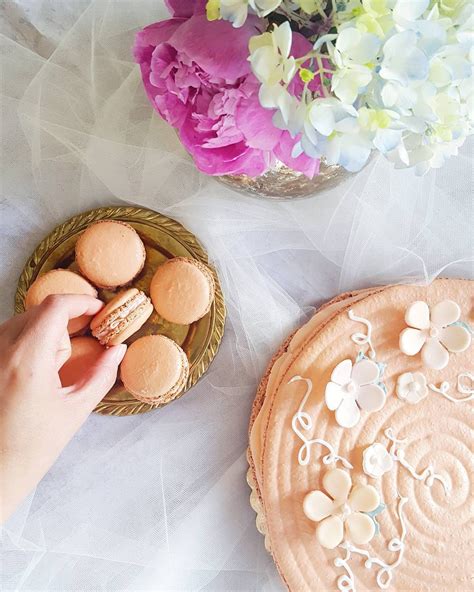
396, 372, 428, 404
362, 443, 394, 478
325, 358, 386, 428
303, 468, 380, 549
399, 300, 471, 370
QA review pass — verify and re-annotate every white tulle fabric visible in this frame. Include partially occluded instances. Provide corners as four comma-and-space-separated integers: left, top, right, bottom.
0, 1, 472, 590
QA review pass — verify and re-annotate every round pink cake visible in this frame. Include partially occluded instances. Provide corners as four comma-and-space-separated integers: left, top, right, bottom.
249, 279, 473, 592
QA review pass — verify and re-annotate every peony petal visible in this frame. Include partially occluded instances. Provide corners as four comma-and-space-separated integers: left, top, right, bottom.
303, 490, 336, 522
440, 325, 471, 353
399, 327, 426, 356
325, 382, 345, 411
331, 359, 353, 386
349, 485, 380, 513
275, 131, 320, 179
323, 468, 352, 502
170, 15, 261, 80
345, 513, 376, 545
317, 515, 344, 549
351, 359, 380, 386
431, 300, 461, 327
165, 0, 206, 17
235, 94, 282, 151
421, 338, 449, 370
357, 384, 386, 412
336, 397, 360, 428
405, 301, 430, 330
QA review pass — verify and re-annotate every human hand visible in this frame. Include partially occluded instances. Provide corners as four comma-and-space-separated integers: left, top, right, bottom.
0, 295, 127, 523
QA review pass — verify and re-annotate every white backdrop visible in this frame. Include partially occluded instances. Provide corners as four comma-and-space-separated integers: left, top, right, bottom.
1, 1, 473, 590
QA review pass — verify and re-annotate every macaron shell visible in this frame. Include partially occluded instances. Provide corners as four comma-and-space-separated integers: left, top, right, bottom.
25, 269, 98, 335
150, 257, 215, 325
59, 336, 105, 387
120, 335, 189, 404
76, 221, 146, 288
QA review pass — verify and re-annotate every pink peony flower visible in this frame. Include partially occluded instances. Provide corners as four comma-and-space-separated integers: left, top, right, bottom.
134, 1, 320, 177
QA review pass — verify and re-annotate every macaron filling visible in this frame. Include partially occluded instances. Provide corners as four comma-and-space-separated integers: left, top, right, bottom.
92, 292, 150, 344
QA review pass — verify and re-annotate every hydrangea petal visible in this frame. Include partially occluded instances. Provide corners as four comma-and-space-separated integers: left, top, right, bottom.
345, 512, 376, 545
405, 301, 430, 329
325, 381, 345, 411
335, 397, 360, 428
393, 0, 429, 22
358, 384, 386, 411
431, 300, 461, 327
317, 515, 344, 549
440, 325, 471, 353
349, 484, 380, 512
421, 337, 450, 370
323, 468, 352, 502
351, 359, 380, 386
303, 490, 336, 522
331, 359, 353, 386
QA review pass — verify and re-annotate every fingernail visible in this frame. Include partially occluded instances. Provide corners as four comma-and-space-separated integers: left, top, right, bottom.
110, 344, 127, 364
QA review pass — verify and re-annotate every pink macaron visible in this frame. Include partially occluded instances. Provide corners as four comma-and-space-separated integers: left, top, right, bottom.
90, 288, 153, 346
25, 269, 98, 334
76, 220, 146, 289
150, 257, 215, 325
120, 334, 189, 405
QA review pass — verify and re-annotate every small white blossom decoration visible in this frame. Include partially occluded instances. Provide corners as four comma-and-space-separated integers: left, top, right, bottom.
362, 443, 394, 479
325, 358, 386, 428
399, 300, 471, 370
303, 468, 380, 549
396, 372, 428, 404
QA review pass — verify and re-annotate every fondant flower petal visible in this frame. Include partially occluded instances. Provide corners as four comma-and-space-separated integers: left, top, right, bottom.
316, 515, 344, 549
399, 327, 426, 355
331, 359, 353, 385
351, 358, 380, 386
335, 397, 360, 428
325, 381, 344, 411
405, 301, 430, 330
357, 384, 386, 411
421, 337, 450, 370
348, 484, 380, 512
303, 490, 336, 522
323, 468, 352, 502
431, 300, 461, 328
345, 512, 376, 545
397, 372, 414, 387
440, 325, 471, 353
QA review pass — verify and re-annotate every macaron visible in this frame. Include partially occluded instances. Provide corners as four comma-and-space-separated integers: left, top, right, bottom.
120, 335, 189, 405
59, 336, 105, 387
75, 220, 146, 289
90, 288, 153, 346
25, 269, 98, 334
150, 257, 215, 325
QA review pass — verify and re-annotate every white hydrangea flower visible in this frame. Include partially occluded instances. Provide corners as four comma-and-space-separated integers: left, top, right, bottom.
249, 22, 296, 86
248, 0, 474, 174
214, 0, 282, 27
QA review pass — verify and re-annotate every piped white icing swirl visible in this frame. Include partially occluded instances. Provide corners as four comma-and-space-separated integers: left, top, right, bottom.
289, 376, 353, 469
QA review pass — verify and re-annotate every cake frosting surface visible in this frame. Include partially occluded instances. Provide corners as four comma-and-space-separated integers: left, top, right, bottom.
249, 279, 473, 592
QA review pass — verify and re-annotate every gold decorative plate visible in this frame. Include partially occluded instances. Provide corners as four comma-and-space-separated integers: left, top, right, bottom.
16, 206, 226, 416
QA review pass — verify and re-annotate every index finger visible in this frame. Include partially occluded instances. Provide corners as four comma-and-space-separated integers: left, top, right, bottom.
31, 294, 104, 341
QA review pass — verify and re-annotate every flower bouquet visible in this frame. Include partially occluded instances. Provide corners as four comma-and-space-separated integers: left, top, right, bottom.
134, 0, 473, 195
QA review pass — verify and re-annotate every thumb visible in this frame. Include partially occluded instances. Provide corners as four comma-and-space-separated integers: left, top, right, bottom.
65, 344, 127, 409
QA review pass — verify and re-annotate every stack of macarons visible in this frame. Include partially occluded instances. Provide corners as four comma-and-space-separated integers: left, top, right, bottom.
26, 219, 216, 407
